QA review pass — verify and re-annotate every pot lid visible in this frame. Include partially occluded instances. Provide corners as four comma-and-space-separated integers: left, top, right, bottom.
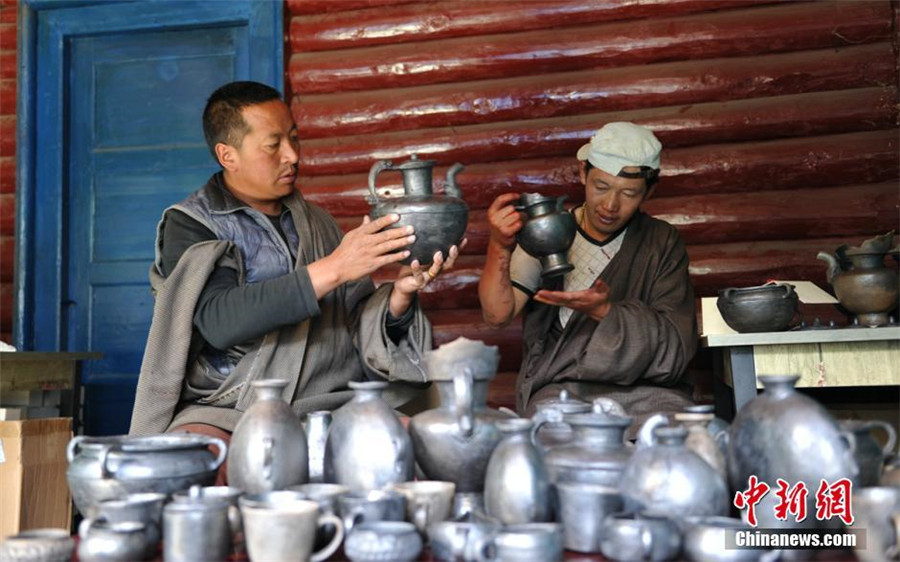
394, 153, 437, 170
534, 389, 591, 415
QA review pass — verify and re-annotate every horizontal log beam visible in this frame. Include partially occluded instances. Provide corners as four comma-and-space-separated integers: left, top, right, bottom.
289, 2, 891, 93
0, 51, 14, 80
0, 234, 13, 283
0, 281, 10, 330
0, 156, 13, 193
0, 115, 14, 156
290, 0, 770, 52
0, 192, 13, 236
299, 88, 897, 175
0, 24, 13, 51
300, 130, 899, 216
286, 0, 426, 17
293, 43, 897, 138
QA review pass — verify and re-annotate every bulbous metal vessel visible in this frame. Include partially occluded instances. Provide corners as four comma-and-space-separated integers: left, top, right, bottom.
619, 426, 730, 520
324, 381, 414, 491
515, 193, 577, 278
716, 282, 799, 333
408, 338, 512, 493
484, 418, 553, 525
368, 155, 468, 266
817, 231, 899, 326
726, 375, 859, 529
227, 379, 308, 493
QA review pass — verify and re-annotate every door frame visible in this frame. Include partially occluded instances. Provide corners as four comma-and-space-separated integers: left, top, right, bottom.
15, 0, 283, 350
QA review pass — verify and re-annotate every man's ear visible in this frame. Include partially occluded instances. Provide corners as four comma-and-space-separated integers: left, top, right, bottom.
578, 160, 588, 185
215, 143, 237, 171
643, 183, 656, 202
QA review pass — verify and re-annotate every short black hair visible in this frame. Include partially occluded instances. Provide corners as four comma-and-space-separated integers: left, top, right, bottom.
584, 160, 659, 190
202, 81, 282, 161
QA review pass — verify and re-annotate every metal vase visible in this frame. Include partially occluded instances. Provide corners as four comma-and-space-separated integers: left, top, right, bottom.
484, 419, 553, 525
227, 379, 308, 493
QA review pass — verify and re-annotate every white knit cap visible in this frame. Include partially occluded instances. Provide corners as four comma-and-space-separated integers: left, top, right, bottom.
576, 122, 662, 176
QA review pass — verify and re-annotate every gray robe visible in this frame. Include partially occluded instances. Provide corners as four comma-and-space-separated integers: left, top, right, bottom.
517, 211, 698, 436
130, 192, 431, 435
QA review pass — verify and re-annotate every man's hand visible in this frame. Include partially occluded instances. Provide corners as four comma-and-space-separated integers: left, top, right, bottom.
487, 193, 525, 251
389, 240, 466, 317
309, 214, 414, 298
533, 278, 612, 322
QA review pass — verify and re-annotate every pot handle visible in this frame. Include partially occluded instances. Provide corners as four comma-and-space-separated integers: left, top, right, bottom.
66, 435, 87, 463
866, 420, 898, 456
454, 368, 475, 437
445, 163, 465, 199
367, 160, 394, 203
720, 288, 736, 302
530, 407, 564, 447
779, 283, 796, 300
262, 436, 274, 480
202, 436, 229, 472
311, 513, 344, 562
555, 195, 568, 212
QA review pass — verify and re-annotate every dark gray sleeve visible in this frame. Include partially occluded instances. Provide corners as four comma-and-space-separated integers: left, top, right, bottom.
160, 210, 321, 350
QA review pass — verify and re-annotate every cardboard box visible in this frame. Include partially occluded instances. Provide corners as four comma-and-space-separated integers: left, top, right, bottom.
0, 418, 73, 539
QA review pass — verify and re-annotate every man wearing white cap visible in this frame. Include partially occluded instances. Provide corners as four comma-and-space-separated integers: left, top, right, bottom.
478, 122, 698, 434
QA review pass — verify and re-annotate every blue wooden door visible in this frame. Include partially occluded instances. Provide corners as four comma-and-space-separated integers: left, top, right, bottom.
18, 0, 282, 435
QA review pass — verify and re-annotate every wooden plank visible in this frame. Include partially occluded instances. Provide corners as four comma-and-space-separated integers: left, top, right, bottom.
705, 326, 900, 348
297, 88, 897, 175
300, 130, 899, 216
293, 43, 898, 138
0, 235, 12, 283
0, 115, 13, 156
644, 183, 899, 246
0, 51, 15, 80
0, 192, 13, 236
0, 23, 14, 51
288, 2, 892, 93
0, 279, 11, 329
286, 0, 427, 16
752, 340, 900, 387
289, 0, 771, 52
0, 156, 12, 194
0, 78, 14, 116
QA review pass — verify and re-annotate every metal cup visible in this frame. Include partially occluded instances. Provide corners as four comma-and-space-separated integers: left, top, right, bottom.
555, 482, 623, 553
601, 512, 682, 562
337, 489, 406, 533
88, 492, 166, 558
390, 481, 456, 538
163, 494, 230, 562
850, 486, 900, 562
428, 520, 502, 562
239, 492, 343, 562
289, 483, 350, 550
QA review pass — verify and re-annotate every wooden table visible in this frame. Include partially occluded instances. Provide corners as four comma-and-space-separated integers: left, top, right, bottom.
701, 327, 900, 421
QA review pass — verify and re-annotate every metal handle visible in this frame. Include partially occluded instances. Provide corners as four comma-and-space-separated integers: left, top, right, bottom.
839, 430, 859, 480
205, 436, 228, 471
721, 288, 736, 302
262, 436, 274, 480
311, 513, 345, 562
66, 435, 86, 462
454, 369, 474, 437
530, 407, 564, 446
780, 283, 796, 300
413, 503, 430, 534
445, 163, 465, 199
367, 160, 394, 203
867, 420, 898, 456
555, 194, 568, 212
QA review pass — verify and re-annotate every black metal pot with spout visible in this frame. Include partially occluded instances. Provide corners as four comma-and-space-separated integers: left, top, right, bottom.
368, 154, 468, 266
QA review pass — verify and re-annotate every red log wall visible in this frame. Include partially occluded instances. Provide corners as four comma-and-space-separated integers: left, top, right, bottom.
0, 0, 15, 344
286, 0, 900, 406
